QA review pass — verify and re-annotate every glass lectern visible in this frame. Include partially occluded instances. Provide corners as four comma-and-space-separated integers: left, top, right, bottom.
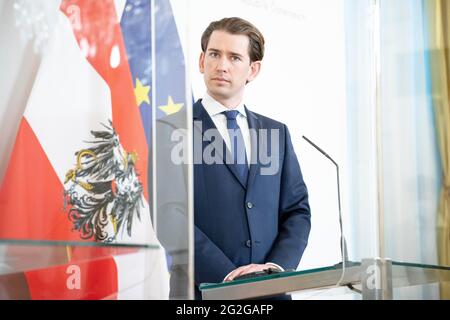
200, 259, 450, 300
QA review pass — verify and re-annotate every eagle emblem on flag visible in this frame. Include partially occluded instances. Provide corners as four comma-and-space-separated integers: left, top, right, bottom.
63, 120, 143, 242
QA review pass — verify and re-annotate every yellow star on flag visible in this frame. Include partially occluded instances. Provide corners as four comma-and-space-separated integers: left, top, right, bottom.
158, 96, 183, 115
134, 78, 150, 106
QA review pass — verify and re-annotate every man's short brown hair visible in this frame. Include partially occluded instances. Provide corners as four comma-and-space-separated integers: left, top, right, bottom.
201, 17, 265, 63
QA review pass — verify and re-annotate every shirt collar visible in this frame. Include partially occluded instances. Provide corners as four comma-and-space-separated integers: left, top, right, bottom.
202, 92, 247, 118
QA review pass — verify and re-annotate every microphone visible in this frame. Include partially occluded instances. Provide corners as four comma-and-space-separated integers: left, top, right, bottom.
302, 136, 349, 269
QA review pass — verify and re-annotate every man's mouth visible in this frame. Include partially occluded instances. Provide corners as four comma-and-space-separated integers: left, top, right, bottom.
211, 77, 230, 83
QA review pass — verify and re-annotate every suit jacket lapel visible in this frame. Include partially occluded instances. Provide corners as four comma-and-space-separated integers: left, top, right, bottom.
245, 106, 261, 191
193, 100, 247, 189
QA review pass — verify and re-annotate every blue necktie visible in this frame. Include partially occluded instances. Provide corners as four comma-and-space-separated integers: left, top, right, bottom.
223, 110, 248, 184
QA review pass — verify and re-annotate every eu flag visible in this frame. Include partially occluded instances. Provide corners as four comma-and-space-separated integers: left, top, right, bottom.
120, 0, 187, 147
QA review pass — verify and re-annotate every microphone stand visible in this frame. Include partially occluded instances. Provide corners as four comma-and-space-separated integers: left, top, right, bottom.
302, 136, 352, 286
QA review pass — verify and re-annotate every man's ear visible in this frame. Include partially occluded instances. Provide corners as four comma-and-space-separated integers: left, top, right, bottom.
199, 52, 205, 74
247, 61, 261, 83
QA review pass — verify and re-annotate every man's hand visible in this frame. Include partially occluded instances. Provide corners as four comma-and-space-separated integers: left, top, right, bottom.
224, 263, 276, 282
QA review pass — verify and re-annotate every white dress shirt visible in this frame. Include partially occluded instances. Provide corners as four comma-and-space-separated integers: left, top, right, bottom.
201, 93, 251, 167
201, 93, 284, 281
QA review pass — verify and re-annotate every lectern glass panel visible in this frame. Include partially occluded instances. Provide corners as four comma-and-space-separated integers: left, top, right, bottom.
200, 260, 450, 300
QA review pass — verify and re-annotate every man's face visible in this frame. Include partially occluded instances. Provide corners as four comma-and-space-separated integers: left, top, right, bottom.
199, 30, 261, 104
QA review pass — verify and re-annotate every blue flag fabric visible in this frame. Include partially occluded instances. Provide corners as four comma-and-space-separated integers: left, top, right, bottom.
120, 0, 187, 147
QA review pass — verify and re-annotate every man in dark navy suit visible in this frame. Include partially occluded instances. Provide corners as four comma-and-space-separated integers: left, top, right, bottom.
193, 17, 311, 299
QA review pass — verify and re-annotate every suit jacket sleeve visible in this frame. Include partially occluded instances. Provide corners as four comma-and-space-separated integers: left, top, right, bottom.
195, 225, 237, 286
265, 125, 311, 270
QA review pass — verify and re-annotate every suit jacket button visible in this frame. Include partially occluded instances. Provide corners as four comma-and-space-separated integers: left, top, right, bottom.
246, 201, 253, 209
245, 240, 252, 248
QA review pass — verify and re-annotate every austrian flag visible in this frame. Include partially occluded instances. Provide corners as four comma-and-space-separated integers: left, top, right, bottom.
0, 0, 169, 299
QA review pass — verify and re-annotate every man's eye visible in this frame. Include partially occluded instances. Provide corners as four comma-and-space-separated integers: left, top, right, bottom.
209, 52, 219, 57
231, 56, 241, 62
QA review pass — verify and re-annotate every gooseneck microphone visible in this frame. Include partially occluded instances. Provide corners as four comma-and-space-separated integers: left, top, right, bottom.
302, 136, 349, 285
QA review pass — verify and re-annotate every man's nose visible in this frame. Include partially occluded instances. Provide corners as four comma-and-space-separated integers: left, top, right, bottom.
216, 56, 230, 71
